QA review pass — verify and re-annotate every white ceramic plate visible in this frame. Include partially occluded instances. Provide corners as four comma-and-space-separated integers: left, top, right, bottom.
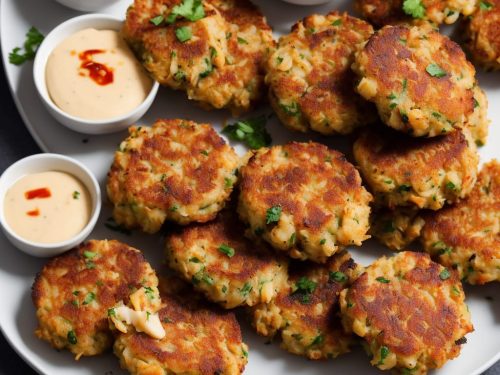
1, 1, 499, 374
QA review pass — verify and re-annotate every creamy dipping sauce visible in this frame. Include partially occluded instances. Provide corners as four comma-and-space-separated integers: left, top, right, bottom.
4, 171, 91, 243
46, 28, 153, 120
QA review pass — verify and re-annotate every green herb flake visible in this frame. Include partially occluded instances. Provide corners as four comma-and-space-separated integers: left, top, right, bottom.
9, 27, 44, 65
310, 334, 324, 347
199, 57, 213, 78
200, 150, 209, 156
280, 102, 301, 117
329, 271, 348, 283
83, 292, 96, 305
144, 286, 155, 300
294, 277, 317, 304
331, 19, 342, 26
473, 98, 480, 108
242, 347, 248, 358
85, 261, 96, 270
72, 290, 80, 296
218, 244, 235, 257
288, 232, 296, 246
224, 177, 233, 188
426, 63, 447, 78
451, 286, 460, 296
480, 1, 493, 10
67, 330, 77, 345
175, 26, 192, 43
72, 191, 80, 199
376, 276, 390, 283
174, 70, 186, 81
150, 15, 164, 26
276, 56, 284, 65
108, 308, 116, 317
402, 0, 426, 18
439, 268, 451, 280
265, 205, 282, 224
189, 257, 201, 263
237, 37, 248, 45
240, 282, 253, 297
378, 346, 390, 365
83, 251, 96, 260
319, 238, 326, 245
221, 285, 228, 293
446, 181, 456, 190
168, 0, 205, 23
398, 184, 411, 193
222, 115, 272, 149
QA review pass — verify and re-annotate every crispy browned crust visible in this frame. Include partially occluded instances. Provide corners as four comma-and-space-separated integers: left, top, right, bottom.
354, 25, 476, 137
122, 0, 273, 113
107, 119, 240, 233
421, 160, 500, 284
266, 12, 376, 135
32, 240, 158, 357
114, 277, 247, 374
238, 142, 372, 262
251, 250, 361, 359
353, 126, 479, 209
340, 251, 473, 372
463, 0, 500, 70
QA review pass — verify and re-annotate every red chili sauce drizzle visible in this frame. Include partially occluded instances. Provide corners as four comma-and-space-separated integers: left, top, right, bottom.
26, 208, 40, 217
78, 49, 114, 86
25, 188, 51, 200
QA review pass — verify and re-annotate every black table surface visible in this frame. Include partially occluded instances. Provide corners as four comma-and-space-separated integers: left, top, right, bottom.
0, 52, 499, 375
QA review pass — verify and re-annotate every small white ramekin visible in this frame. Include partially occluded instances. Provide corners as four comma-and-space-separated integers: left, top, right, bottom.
0, 154, 101, 257
33, 14, 159, 135
54, 0, 121, 12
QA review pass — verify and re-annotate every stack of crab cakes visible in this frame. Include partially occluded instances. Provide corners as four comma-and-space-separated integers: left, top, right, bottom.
266, 11, 377, 135
107, 119, 241, 233
122, 0, 273, 114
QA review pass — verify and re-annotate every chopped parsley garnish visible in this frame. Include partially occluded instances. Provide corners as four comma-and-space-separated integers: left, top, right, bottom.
446, 181, 457, 190
199, 57, 213, 78
331, 19, 342, 26
242, 347, 248, 358
319, 238, 326, 245
309, 334, 324, 347
329, 271, 348, 283
439, 268, 450, 280
293, 277, 317, 304
200, 150, 209, 156
67, 330, 77, 345
280, 102, 301, 117
192, 267, 214, 285
276, 56, 283, 65
474, 98, 480, 108
9, 27, 44, 65
237, 37, 248, 45
221, 285, 228, 293
170, 204, 179, 212
378, 346, 390, 365
240, 282, 253, 297
265, 205, 282, 224
189, 256, 201, 263
144, 286, 155, 300
222, 115, 272, 149
72, 290, 80, 296
72, 191, 80, 199
108, 308, 116, 317
85, 261, 96, 270
402, 0, 425, 18
146, 311, 151, 321
175, 26, 192, 43
166, 0, 205, 24
480, 1, 493, 10
174, 70, 186, 81
376, 276, 390, 283
288, 232, 296, 246
83, 251, 96, 259
224, 177, 233, 188
426, 63, 447, 78
218, 244, 235, 257
452, 286, 460, 296
150, 15, 165, 26
83, 292, 96, 305
104, 217, 132, 235
398, 184, 411, 193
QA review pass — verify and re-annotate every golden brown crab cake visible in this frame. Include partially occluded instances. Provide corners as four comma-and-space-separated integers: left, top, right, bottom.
339, 251, 473, 374
251, 250, 361, 359
122, 0, 273, 114
355, 0, 477, 27
421, 160, 500, 284
238, 142, 373, 263
113, 276, 248, 375
466, 84, 490, 146
266, 12, 376, 135
107, 119, 240, 233
353, 25, 476, 137
165, 209, 289, 309
463, 0, 500, 70
370, 207, 425, 251
353, 126, 479, 210
32, 240, 159, 359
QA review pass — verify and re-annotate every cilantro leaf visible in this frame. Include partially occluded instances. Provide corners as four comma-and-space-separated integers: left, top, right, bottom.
378, 346, 390, 365
293, 277, 317, 304
9, 27, 44, 65
402, 0, 426, 18
426, 63, 447, 78
150, 15, 164, 26
171, 0, 205, 22
222, 116, 272, 150
329, 271, 348, 283
175, 26, 192, 42
265, 205, 282, 224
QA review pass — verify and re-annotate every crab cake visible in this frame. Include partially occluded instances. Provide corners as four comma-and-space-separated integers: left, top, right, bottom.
238, 142, 372, 263
370, 208, 425, 251
251, 250, 361, 359
32, 240, 159, 359
463, 0, 500, 70
339, 251, 473, 374
353, 25, 476, 137
266, 12, 376, 135
355, 0, 477, 27
107, 119, 240, 233
114, 276, 248, 375
467, 85, 490, 146
421, 160, 500, 284
165, 209, 289, 309
353, 127, 479, 210
122, 0, 273, 114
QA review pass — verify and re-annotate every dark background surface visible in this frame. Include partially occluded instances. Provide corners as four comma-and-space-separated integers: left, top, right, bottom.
0, 54, 499, 375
